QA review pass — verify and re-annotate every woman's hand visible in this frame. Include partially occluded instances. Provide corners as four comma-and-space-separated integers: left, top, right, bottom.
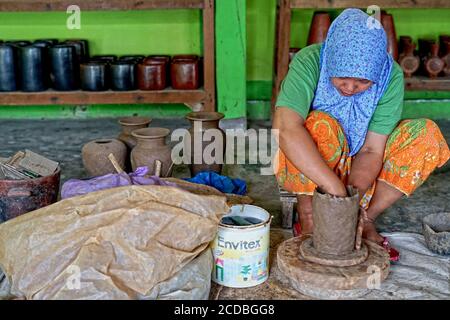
273, 107, 344, 196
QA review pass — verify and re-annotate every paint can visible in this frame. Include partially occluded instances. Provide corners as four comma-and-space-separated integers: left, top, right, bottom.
211, 204, 271, 288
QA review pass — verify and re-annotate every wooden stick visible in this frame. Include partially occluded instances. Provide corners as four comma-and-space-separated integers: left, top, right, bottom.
108, 153, 125, 174
155, 160, 162, 177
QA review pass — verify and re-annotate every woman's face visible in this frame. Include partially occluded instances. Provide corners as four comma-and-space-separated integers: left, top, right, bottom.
331, 77, 373, 97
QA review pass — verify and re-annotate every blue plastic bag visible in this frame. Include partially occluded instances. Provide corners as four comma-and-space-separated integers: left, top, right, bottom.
184, 171, 247, 195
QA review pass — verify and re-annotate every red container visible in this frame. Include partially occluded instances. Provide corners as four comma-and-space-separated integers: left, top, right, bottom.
137, 60, 167, 90
0, 168, 60, 222
170, 56, 199, 90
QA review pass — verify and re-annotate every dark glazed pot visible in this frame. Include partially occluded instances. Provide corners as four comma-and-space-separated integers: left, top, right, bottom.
171, 55, 199, 90
119, 55, 145, 63
18, 45, 47, 92
398, 36, 413, 55
34, 39, 59, 46
424, 42, 444, 78
381, 12, 398, 61
117, 116, 152, 149
32, 41, 53, 88
49, 45, 79, 91
0, 44, 18, 91
441, 41, 450, 76
439, 35, 450, 57
0, 168, 61, 222
63, 39, 89, 63
137, 60, 167, 90
130, 128, 173, 177
186, 111, 225, 176
307, 11, 331, 45
110, 61, 136, 91
91, 55, 117, 64
80, 62, 108, 91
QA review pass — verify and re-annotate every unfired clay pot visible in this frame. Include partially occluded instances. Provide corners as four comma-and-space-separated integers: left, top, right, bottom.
186, 111, 225, 177
130, 127, 173, 177
117, 116, 152, 149
307, 12, 331, 45
82, 139, 127, 177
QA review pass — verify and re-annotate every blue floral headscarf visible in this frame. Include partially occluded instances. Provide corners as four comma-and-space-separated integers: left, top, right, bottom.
311, 8, 393, 156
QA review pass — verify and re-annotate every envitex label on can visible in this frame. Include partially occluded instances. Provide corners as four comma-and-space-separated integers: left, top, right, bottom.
211, 224, 270, 288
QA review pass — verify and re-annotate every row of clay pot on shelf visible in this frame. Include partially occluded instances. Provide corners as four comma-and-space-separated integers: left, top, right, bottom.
81, 111, 225, 179
0, 38, 202, 92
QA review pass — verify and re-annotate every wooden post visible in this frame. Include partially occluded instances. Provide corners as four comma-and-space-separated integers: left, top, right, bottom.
203, 0, 216, 112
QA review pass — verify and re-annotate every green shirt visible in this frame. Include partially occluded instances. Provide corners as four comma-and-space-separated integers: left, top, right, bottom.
276, 43, 404, 135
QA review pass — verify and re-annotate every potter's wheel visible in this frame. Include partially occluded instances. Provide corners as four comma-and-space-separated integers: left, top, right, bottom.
277, 235, 390, 299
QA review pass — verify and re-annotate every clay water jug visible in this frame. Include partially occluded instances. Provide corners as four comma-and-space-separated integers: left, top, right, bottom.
82, 139, 127, 176
117, 116, 152, 149
399, 42, 420, 78
307, 12, 331, 45
49, 45, 79, 90
381, 12, 398, 61
171, 55, 200, 90
130, 128, 173, 177
186, 111, 225, 176
424, 42, 444, 78
0, 44, 18, 91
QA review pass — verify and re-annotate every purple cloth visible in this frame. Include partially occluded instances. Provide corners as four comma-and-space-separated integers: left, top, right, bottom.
61, 167, 176, 199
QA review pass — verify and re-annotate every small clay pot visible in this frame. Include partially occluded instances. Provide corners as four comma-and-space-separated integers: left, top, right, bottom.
130, 127, 173, 177
117, 116, 152, 149
49, 45, 79, 90
82, 139, 127, 177
381, 12, 398, 61
137, 60, 167, 90
171, 56, 199, 90
307, 11, 331, 45
424, 43, 444, 78
186, 111, 225, 176
80, 62, 108, 91
289, 48, 301, 62
399, 42, 420, 78
422, 212, 450, 256
110, 61, 136, 91
18, 45, 47, 92
0, 44, 18, 91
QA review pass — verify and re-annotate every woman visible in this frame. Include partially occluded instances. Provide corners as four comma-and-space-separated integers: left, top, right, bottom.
273, 9, 450, 260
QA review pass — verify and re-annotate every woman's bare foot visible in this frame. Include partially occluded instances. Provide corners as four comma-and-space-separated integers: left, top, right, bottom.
362, 220, 384, 245
296, 195, 314, 234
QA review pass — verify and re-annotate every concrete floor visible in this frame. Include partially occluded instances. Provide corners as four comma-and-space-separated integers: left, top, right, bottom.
1, 117, 449, 299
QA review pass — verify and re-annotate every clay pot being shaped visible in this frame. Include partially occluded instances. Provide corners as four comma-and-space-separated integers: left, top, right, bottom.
312, 186, 360, 255
289, 48, 301, 62
110, 60, 136, 91
399, 42, 420, 78
424, 43, 444, 78
307, 11, 331, 45
49, 45, 79, 91
171, 56, 200, 90
117, 116, 152, 149
381, 12, 398, 61
82, 139, 127, 177
130, 127, 173, 177
137, 60, 167, 90
80, 62, 108, 91
186, 111, 225, 176
18, 45, 47, 92
0, 44, 18, 91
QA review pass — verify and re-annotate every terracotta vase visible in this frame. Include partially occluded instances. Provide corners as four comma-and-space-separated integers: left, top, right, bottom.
424, 42, 444, 78
171, 56, 200, 90
381, 12, 398, 61
137, 60, 167, 90
307, 11, 331, 45
117, 116, 152, 149
130, 127, 173, 177
186, 111, 225, 176
82, 139, 127, 177
399, 42, 420, 78
289, 47, 301, 62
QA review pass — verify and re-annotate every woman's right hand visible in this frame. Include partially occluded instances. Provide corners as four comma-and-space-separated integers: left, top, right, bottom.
321, 178, 348, 197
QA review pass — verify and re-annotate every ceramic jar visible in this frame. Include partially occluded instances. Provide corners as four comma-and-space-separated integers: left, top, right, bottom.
80, 62, 108, 91
82, 139, 127, 176
0, 44, 18, 91
399, 42, 420, 78
110, 60, 136, 91
307, 11, 331, 45
117, 116, 152, 149
171, 55, 200, 90
381, 12, 398, 61
49, 45, 79, 91
18, 45, 47, 92
130, 127, 173, 177
185, 111, 225, 176
424, 42, 444, 78
137, 59, 167, 90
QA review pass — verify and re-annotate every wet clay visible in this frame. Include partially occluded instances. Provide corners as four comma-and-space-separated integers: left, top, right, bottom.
312, 186, 360, 255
